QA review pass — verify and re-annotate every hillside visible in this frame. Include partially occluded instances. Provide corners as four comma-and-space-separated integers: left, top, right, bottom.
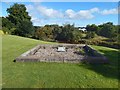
2, 35, 119, 88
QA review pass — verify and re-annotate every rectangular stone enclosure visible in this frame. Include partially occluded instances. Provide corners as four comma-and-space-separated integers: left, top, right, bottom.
15, 44, 109, 64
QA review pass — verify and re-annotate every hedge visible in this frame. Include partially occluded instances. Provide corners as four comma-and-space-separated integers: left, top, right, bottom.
79, 39, 120, 49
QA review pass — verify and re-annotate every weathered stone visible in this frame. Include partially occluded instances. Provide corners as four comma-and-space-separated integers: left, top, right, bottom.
15, 44, 109, 64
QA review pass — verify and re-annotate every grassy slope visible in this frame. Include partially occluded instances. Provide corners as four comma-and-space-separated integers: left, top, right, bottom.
2, 35, 119, 88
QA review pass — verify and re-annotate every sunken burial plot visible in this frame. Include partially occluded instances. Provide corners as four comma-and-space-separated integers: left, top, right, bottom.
15, 44, 109, 64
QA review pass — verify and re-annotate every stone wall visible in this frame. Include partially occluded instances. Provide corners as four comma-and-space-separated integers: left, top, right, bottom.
15, 44, 109, 64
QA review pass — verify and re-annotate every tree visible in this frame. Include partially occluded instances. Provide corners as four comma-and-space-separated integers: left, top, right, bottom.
52, 25, 62, 40
59, 24, 82, 43
6, 3, 34, 37
98, 22, 116, 38
71, 30, 82, 43
34, 24, 82, 43
35, 28, 46, 40
13, 20, 34, 37
35, 25, 54, 41
86, 24, 98, 33
86, 32, 96, 39
59, 24, 74, 41
113, 25, 120, 42
2, 17, 15, 34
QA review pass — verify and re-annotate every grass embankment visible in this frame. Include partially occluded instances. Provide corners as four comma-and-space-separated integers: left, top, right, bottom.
2, 35, 119, 88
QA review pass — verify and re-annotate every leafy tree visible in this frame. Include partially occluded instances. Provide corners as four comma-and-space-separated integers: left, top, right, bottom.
86, 32, 96, 39
35, 25, 53, 41
7, 3, 31, 25
6, 3, 34, 37
59, 24, 82, 43
98, 22, 116, 38
35, 28, 46, 40
86, 24, 98, 33
71, 30, 82, 43
35, 24, 82, 43
52, 25, 62, 40
60, 24, 74, 41
12, 20, 34, 37
113, 25, 120, 42
2, 17, 15, 34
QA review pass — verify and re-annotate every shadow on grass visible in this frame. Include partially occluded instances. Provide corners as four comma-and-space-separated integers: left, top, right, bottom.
79, 49, 119, 79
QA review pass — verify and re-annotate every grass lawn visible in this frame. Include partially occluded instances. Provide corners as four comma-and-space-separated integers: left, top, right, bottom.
2, 35, 119, 88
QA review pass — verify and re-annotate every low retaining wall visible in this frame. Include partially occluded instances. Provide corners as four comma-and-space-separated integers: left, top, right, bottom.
15, 44, 109, 64
82, 56, 109, 64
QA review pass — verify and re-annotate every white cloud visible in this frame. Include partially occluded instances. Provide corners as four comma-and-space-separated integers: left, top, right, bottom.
26, 4, 100, 20
37, 5, 63, 18
31, 17, 45, 26
26, 4, 42, 25
65, 8, 99, 19
65, 9, 76, 19
31, 17, 40, 22
78, 10, 94, 19
101, 8, 118, 15
26, 4, 34, 11
25, 3, 117, 26
90, 7, 99, 13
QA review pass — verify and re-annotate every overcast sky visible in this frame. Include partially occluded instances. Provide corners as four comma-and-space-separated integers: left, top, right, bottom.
1, 2, 118, 27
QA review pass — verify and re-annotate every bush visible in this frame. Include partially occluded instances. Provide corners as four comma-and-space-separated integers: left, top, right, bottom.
98, 41, 120, 49
79, 38, 120, 49
86, 32, 96, 39
0, 30, 4, 35
2, 27, 9, 34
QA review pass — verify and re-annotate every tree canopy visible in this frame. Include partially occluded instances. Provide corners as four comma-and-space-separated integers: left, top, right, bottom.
6, 3, 34, 37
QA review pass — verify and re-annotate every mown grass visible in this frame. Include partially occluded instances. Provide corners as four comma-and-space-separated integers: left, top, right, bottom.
2, 35, 119, 88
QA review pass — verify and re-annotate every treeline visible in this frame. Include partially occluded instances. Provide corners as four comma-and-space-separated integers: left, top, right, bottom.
33, 22, 119, 42
34, 24, 82, 43
84, 23, 120, 49
86, 23, 119, 41
1, 3, 120, 48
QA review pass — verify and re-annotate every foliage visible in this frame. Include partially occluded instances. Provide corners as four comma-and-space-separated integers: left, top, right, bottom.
2, 17, 15, 34
85, 22, 119, 41
7, 3, 31, 25
85, 39, 120, 49
12, 20, 34, 37
86, 24, 98, 32
35, 25, 55, 41
98, 22, 116, 38
58, 24, 82, 43
71, 30, 82, 43
35, 24, 82, 43
6, 3, 34, 37
86, 32, 96, 39
0, 30, 4, 35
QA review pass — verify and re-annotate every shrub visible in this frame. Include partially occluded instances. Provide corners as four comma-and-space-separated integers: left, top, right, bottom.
86, 32, 96, 39
0, 30, 4, 35
79, 38, 120, 49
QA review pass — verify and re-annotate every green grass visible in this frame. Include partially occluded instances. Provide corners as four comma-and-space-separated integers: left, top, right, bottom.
2, 35, 119, 88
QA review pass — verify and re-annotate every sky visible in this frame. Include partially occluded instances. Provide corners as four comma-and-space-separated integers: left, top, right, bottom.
1, 2, 118, 27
